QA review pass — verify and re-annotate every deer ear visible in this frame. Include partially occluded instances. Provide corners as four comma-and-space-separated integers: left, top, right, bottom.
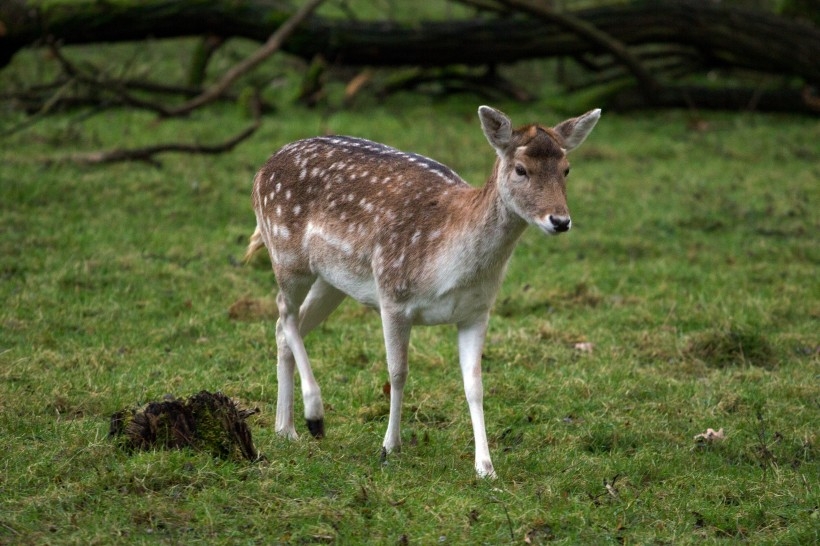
478, 105, 512, 156
554, 108, 601, 152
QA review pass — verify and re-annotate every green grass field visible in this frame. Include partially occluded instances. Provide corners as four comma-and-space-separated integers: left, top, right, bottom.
1, 38, 818, 544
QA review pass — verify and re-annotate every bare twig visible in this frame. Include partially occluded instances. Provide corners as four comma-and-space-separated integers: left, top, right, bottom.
12, 1, 320, 123
493, 0, 661, 100
17, 0, 317, 165
46, 40, 176, 116
1, 77, 76, 137
165, 0, 325, 117
482, 497, 515, 541
47, 94, 263, 166
1, 73, 248, 120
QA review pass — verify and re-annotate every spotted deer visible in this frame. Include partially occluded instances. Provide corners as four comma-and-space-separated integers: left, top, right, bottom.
246, 106, 601, 477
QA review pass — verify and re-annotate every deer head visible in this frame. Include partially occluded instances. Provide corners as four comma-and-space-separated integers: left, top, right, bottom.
479, 105, 601, 235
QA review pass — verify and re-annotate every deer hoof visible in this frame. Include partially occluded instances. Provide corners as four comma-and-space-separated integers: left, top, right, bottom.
306, 418, 324, 439
476, 460, 497, 479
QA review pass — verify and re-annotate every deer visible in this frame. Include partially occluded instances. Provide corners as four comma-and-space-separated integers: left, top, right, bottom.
245, 105, 601, 478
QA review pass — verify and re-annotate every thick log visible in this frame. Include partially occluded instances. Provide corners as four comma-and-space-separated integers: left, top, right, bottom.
0, 0, 294, 66
2, 0, 819, 113
610, 85, 820, 114
2, 1, 818, 83
295, 3, 820, 85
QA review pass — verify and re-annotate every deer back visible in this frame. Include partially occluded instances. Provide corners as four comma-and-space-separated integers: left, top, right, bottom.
252, 137, 484, 302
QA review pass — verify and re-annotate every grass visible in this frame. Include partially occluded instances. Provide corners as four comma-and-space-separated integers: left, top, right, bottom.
1, 37, 819, 544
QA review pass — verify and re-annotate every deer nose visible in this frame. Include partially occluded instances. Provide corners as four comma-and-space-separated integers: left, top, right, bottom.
549, 215, 571, 233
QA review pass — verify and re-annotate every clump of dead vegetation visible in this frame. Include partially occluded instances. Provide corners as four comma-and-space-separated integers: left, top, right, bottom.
109, 391, 260, 461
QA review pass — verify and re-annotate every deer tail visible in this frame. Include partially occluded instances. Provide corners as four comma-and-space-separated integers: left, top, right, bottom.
244, 224, 266, 263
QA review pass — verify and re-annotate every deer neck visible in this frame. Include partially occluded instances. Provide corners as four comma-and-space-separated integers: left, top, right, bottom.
446, 161, 528, 282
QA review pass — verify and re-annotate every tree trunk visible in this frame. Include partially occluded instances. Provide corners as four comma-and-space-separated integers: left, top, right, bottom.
0, 0, 290, 66
2, 0, 818, 111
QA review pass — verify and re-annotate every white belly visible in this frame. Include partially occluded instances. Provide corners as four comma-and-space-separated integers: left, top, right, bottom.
407, 282, 496, 325
315, 263, 494, 326
307, 225, 504, 325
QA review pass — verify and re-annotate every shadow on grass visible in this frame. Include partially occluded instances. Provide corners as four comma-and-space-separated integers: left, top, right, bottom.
684, 327, 777, 370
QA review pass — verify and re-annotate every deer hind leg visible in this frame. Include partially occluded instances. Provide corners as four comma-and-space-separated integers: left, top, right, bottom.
380, 310, 412, 457
274, 316, 299, 439
275, 276, 345, 440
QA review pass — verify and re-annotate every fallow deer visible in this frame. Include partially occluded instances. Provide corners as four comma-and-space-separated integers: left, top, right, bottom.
246, 106, 601, 477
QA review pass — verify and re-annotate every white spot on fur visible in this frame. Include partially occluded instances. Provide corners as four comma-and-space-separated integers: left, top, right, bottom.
305, 222, 353, 255
359, 198, 375, 213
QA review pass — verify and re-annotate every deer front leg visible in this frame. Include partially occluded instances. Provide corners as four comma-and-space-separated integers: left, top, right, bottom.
458, 315, 496, 478
274, 318, 298, 439
380, 310, 412, 456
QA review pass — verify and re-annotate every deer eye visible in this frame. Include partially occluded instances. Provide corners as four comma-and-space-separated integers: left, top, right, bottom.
564, 167, 571, 177
514, 165, 527, 177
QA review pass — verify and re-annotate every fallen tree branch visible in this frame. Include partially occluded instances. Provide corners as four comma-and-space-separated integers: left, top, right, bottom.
4, 1, 320, 123
14, 2, 317, 161
609, 84, 820, 114
1, 72, 250, 118
164, 0, 324, 117
64, 125, 258, 165
379, 66, 534, 102
5, 0, 818, 82
46, 39, 176, 117
1, 76, 75, 137
493, 0, 661, 100
47, 94, 263, 166
3, 0, 819, 114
